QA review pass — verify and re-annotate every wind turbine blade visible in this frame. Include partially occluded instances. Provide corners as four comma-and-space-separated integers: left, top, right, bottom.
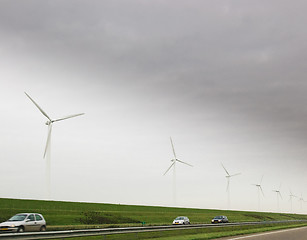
170, 137, 177, 159
260, 175, 264, 184
163, 162, 175, 176
25, 92, 52, 121
44, 124, 52, 158
221, 163, 230, 176
176, 159, 193, 167
260, 186, 265, 197
53, 113, 85, 122
230, 173, 241, 177
279, 192, 283, 199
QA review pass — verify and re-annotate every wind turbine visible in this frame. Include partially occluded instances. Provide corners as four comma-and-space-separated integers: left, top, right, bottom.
221, 163, 241, 209
25, 92, 84, 199
289, 190, 297, 214
298, 193, 305, 211
272, 183, 282, 212
252, 175, 265, 211
163, 137, 193, 206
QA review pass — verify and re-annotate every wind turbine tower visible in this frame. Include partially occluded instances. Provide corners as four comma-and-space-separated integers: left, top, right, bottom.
272, 183, 282, 212
221, 163, 241, 210
163, 137, 193, 206
252, 175, 265, 211
25, 92, 84, 199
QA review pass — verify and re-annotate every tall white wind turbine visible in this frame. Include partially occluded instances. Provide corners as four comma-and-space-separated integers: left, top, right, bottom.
272, 183, 282, 212
163, 137, 193, 206
221, 163, 241, 209
289, 190, 297, 213
25, 92, 84, 199
252, 175, 265, 211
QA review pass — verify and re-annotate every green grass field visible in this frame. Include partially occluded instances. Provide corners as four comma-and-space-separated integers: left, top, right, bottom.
1, 197, 307, 232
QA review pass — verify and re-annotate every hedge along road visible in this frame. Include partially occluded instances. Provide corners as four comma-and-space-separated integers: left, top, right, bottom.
0, 220, 306, 240
218, 226, 307, 240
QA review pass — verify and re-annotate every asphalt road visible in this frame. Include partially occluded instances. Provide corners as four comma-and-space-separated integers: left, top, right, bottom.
217, 226, 307, 240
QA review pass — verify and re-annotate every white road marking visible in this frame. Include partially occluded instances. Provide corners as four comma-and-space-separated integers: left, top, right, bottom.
228, 226, 307, 239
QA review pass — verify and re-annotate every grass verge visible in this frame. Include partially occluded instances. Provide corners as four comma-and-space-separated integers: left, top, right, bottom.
54, 222, 307, 240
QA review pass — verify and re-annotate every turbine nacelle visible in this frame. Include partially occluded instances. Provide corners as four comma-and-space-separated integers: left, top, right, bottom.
273, 189, 282, 200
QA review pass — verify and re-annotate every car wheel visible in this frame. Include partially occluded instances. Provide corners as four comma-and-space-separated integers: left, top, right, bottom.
17, 226, 24, 233
40, 226, 46, 232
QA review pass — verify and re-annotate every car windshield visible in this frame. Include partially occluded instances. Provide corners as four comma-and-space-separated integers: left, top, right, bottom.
175, 217, 184, 220
8, 214, 27, 221
214, 216, 223, 219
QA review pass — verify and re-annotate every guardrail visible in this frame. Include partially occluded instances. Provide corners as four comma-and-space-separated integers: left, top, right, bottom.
0, 220, 306, 239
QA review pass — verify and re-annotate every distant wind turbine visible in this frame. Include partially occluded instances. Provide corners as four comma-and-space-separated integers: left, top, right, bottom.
289, 190, 297, 213
221, 163, 241, 209
272, 183, 282, 212
25, 92, 84, 199
252, 175, 265, 211
298, 193, 305, 211
163, 137, 193, 206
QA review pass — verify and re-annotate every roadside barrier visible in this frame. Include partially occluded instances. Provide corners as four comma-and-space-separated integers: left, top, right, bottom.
0, 220, 305, 239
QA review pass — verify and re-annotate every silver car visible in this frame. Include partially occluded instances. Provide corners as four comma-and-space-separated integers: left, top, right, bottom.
211, 215, 228, 224
0, 213, 46, 232
172, 216, 190, 225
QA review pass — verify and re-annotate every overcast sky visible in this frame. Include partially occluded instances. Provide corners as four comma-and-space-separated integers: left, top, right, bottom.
1, 0, 307, 214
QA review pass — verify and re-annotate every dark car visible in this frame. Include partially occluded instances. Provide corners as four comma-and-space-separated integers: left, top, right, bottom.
211, 215, 228, 224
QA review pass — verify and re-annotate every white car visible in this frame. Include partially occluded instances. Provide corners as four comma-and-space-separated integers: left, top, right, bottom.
172, 216, 190, 225
0, 213, 46, 232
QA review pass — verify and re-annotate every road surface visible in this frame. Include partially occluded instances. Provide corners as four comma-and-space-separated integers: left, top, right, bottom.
216, 226, 307, 240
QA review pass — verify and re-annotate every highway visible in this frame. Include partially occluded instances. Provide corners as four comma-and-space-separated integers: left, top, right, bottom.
217, 226, 307, 240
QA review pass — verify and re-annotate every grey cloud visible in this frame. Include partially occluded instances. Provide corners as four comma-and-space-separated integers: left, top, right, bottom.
1, 0, 307, 212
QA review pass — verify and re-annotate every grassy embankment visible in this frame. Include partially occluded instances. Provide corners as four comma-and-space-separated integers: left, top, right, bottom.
1, 197, 306, 232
